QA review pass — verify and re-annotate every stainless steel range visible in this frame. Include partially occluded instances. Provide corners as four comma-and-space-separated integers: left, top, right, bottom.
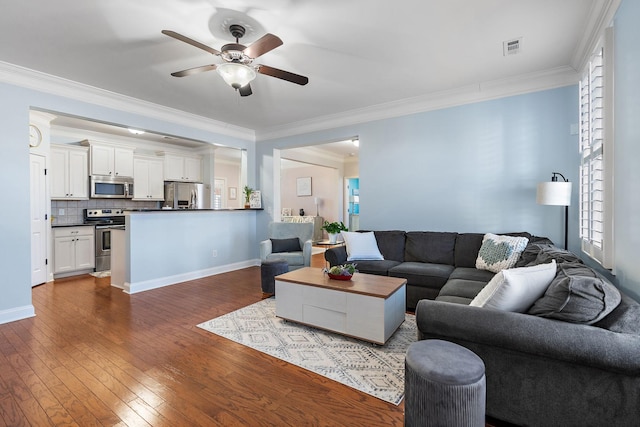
84, 208, 126, 272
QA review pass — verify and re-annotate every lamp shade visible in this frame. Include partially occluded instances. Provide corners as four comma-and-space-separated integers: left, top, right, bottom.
216, 62, 256, 89
536, 182, 572, 206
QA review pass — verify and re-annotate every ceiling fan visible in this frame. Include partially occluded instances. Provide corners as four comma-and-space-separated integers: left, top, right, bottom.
162, 25, 308, 97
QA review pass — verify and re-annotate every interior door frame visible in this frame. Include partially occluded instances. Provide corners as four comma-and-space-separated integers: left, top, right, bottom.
30, 153, 48, 286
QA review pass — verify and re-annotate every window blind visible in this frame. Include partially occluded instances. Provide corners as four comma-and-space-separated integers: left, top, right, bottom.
578, 28, 614, 269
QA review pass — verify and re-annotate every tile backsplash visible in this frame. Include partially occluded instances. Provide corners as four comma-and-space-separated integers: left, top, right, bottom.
51, 199, 160, 225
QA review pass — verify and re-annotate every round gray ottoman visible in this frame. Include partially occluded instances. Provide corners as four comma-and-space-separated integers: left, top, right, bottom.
260, 259, 288, 296
405, 339, 486, 427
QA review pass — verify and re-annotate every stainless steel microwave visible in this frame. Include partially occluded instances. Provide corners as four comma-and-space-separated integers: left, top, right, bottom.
90, 176, 133, 198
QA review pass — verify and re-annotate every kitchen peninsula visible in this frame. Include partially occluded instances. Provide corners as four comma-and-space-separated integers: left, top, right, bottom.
110, 209, 261, 293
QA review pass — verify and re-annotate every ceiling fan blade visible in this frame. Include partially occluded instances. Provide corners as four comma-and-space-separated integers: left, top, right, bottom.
243, 33, 283, 58
239, 84, 252, 97
171, 64, 217, 77
162, 30, 220, 55
257, 65, 309, 85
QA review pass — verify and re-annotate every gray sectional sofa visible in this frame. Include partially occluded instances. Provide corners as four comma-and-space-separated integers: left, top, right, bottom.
324, 230, 532, 309
325, 230, 640, 426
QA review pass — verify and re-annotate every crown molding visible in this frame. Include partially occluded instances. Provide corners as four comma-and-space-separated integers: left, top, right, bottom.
255, 66, 579, 141
570, 0, 621, 72
0, 61, 255, 141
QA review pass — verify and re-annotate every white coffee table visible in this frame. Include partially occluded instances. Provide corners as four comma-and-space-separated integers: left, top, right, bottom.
275, 267, 407, 344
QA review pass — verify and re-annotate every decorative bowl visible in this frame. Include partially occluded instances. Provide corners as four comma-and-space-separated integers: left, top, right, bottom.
328, 273, 352, 281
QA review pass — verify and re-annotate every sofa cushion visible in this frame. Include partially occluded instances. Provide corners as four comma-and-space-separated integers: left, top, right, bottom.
594, 293, 640, 335
516, 243, 583, 267
405, 232, 457, 265
434, 295, 475, 305
470, 261, 557, 312
270, 238, 301, 253
372, 230, 406, 262
351, 259, 401, 276
342, 231, 384, 261
438, 278, 488, 300
454, 233, 485, 267
528, 262, 621, 325
389, 262, 454, 289
476, 233, 529, 273
449, 267, 496, 283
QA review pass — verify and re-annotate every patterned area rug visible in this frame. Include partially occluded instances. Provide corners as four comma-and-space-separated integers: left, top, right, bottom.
197, 298, 417, 405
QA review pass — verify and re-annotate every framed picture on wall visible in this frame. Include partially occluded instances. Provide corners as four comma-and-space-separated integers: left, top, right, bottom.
229, 187, 237, 200
249, 190, 262, 208
297, 177, 312, 196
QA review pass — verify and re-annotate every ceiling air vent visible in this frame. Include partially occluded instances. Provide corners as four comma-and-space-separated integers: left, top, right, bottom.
503, 38, 522, 56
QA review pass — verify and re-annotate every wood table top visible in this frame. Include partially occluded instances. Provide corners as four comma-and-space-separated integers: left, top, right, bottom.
275, 267, 406, 298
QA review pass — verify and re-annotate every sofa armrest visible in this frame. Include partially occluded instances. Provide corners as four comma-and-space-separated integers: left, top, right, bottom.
302, 240, 313, 267
324, 245, 347, 266
259, 239, 272, 261
416, 299, 640, 375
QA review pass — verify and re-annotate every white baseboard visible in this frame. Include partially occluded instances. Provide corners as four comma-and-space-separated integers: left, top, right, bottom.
123, 259, 261, 294
0, 305, 36, 325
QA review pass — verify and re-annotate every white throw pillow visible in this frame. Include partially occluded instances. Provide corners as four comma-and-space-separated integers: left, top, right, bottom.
341, 231, 384, 261
470, 260, 557, 312
475, 233, 529, 273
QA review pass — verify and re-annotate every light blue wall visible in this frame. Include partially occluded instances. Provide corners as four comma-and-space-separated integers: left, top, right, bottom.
612, 0, 640, 300
127, 210, 258, 286
0, 82, 257, 321
259, 86, 579, 251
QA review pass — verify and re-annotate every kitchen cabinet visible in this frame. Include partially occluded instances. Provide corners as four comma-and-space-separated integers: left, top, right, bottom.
133, 156, 164, 200
89, 143, 134, 177
53, 226, 95, 275
163, 153, 202, 182
50, 145, 89, 200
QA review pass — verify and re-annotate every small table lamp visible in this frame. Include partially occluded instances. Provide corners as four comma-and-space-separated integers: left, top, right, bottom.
536, 172, 572, 249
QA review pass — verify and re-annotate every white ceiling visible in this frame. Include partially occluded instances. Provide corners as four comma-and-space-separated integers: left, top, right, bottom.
1, 1, 610, 137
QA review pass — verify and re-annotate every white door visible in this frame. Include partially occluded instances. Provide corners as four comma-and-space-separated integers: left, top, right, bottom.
30, 154, 47, 286
214, 178, 226, 209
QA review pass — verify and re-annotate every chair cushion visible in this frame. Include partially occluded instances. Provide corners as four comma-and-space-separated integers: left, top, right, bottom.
270, 238, 301, 253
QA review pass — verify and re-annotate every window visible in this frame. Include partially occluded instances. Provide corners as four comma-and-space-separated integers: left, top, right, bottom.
579, 27, 614, 269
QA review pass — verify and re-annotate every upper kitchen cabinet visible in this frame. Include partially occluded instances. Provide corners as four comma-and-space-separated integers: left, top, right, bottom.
133, 156, 164, 200
161, 153, 202, 182
83, 141, 134, 177
50, 144, 89, 200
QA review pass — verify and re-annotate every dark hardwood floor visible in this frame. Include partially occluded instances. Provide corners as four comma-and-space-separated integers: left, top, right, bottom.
1, 251, 504, 426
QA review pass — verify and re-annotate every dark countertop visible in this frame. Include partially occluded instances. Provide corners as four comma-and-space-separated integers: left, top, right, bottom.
52, 223, 94, 228
125, 208, 263, 212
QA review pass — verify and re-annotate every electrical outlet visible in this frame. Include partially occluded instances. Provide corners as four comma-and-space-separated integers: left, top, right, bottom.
58, 208, 65, 215
212, 250, 218, 258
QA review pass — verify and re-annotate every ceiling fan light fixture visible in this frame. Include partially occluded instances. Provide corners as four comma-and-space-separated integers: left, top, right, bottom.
216, 62, 256, 89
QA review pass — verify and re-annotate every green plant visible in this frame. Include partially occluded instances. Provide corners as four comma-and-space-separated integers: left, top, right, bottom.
322, 221, 347, 234
328, 263, 357, 276
243, 185, 253, 203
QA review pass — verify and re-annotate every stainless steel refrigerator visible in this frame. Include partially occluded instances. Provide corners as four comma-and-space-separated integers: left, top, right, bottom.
164, 182, 205, 209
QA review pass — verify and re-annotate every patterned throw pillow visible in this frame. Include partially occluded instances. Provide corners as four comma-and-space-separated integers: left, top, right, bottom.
475, 233, 529, 273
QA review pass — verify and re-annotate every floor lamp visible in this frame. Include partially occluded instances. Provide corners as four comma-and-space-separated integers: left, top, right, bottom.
536, 172, 572, 249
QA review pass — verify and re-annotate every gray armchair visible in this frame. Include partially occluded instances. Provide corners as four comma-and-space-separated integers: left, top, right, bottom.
260, 222, 314, 271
